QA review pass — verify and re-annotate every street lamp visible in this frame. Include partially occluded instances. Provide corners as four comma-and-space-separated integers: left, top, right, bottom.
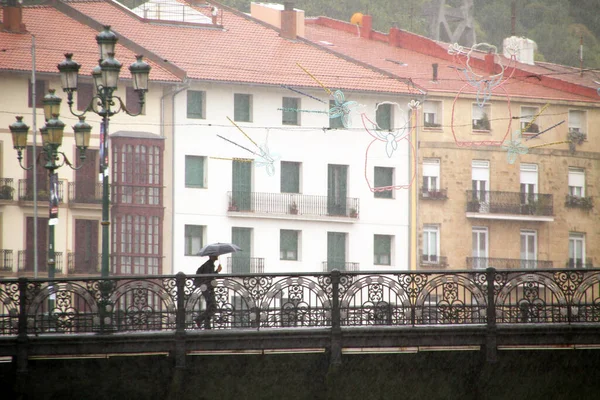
56, 25, 151, 278
9, 93, 90, 308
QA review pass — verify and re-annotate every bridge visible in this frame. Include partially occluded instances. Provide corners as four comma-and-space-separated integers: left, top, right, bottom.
2, 268, 600, 398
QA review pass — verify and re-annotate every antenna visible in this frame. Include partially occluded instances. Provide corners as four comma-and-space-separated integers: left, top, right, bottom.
580, 35, 584, 76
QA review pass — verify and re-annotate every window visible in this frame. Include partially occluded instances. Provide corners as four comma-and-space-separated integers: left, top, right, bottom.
374, 234, 392, 265
521, 106, 540, 134
112, 215, 161, 275
376, 103, 393, 131
472, 104, 490, 130
374, 167, 393, 199
423, 101, 441, 128
126, 86, 142, 115
185, 155, 206, 188
422, 158, 440, 195
568, 110, 586, 134
281, 161, 300, 193
185, 225, 204, 256
329, 100, 344, 129
471, 160, 489, 209
568, 167, 585, 197
77, 83, 94, 112
234, 93, 252, 122
28, 79, 48, 108
280, 230, 299, 260
472, 227, 488, 269
569, 233, 585, 268
422, 226, 439, 263
282, 97, 300, 125
187, 90, 205, 119
520, 230, 537, 268
520, 163, 538, 204
112, 143, 162, 205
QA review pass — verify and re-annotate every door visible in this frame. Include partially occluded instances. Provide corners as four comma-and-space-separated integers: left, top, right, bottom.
75, 149, 98, 202
520, 164, 538, 207
327, 164, 347, 216
471, 160, 489, 212
520, 230, 537, 268
232, 160, 252, 211
75, 219, 99, 274
26, 146, 48, 200
472, 227, 488, 269
26, 216, 48, 272
327, 232, 346, 271
231, 227, 252, 273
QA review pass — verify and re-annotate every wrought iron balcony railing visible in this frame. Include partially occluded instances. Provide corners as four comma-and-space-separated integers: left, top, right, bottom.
0, 178, 15, 200
565, 195, 593, 210
2, 268, 600, 336
18, 179, 64, 203
466, 190, 553, 216
68, 182, 103, 204
17, 250, 63, 273
322, 261, 360, 272
112, 184, 163, 206
227, 191, 359, 219
226, 257, 265, 274
420, 187, 448, 200
0, 250, 14, 272
67, 252, 101, 274
567, 259, 594, 269
420, 255, 448, 268
466, 257, 553, 269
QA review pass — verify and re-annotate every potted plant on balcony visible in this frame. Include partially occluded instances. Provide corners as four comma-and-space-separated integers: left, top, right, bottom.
0, 185, 13, 200
228, 200, 238, 212
349, 208, 358, 218
289, 201, 298, 215
565, 195, 593, 210
467, 200, 480, 212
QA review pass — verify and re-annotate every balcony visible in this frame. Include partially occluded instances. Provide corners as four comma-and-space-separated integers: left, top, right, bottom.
67, 252, 101, 274
18, 179, 64, 203
420, 187, 448, 200
566, 258, 594, 269
565, 195, 593, 211
17, 250, 64, 274
0, 250, 14, 273
419, 255, 448, 268
227, 192, 359, 222
68, 182, 103, 206
322, 261, 360, 272
226, 257, 265, 274
466, 257, 553, 269
0, 178, 15, 202
466, 190, 554, 221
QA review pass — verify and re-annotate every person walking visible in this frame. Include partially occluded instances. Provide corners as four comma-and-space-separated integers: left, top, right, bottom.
194, 255, 222, 329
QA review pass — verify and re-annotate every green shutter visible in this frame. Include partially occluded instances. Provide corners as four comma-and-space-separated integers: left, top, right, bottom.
282, 97, 299, 125
376, 104, 392, 131
232, 227, 251, 273
232, 160, 252, 211
187, 90, 204, 119
234, 94, 251, 122
374, 167, 393, 199
329, 100, 344, 129
185, 156, 204, 188
328, 165, 348, 215
281, 161, 300, 193
280, 230, 298, 260
327, 232, 346, 271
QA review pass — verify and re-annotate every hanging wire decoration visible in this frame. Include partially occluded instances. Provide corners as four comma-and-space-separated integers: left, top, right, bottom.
280, 85, 327, 104
447, 41, 518, 147
328, 90, 359, 128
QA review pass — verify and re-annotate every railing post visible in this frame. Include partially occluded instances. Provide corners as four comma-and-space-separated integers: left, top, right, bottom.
16, 277, 29, 394
175, 272, 186, 333
330, 269, 342, 367
485, 267, 497, 363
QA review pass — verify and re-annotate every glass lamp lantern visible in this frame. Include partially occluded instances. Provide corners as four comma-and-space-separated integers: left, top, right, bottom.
100, 53, 122, 90
96, 25, 118, 61
73, 116, 92, 151
57, 53, 81, 93
9, 116, 29, 150
43, 89, 62, 121
45, 114, 66, 146
129, 55, 151, 92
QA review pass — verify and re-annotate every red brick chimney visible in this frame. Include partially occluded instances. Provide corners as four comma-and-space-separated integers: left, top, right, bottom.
1, 3, 27, 33
389, 26, 401, 47
484, 52, 495, 74
360, 14, 372, 39
280, 2, 297, 40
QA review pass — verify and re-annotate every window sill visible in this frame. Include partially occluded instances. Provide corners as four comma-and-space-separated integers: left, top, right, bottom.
185, 185, 207, 189
423, 126, 443, 131
472, 129, 491, 134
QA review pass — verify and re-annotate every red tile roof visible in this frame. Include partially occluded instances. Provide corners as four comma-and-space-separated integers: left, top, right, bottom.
304, 17, 600, 103
0, 6, 181, 82
59, 0, 418, 95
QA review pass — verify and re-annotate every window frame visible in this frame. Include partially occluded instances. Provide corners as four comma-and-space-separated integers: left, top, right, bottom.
376, 103, 393, 131
568, 232, 585, 268
422, 158, 440, 194
374, 166, 394, 199
423, 101, 442, 128
374, 234, 392, 266
280, 229, 299, 261
282, 97, 300, 125
187, 90, 206, 119
472, 103, 491, 131
568, 110, 586, 134
422, 225, 439, 263
234, 93, 252, 122
520, 106, 540, 135
184, 225, 205, 256
568, 167, 585, 197
185, 155, 206, 188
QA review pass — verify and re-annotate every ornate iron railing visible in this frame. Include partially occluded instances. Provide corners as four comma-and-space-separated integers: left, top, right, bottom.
1, 268, 600, 336
420, 187, 448, 200
0, 178, 15, 200
17, 250, 63, 274
322, 262, 360, 272
226, 191, 359, 219
68, 182, 103, 204
67, 252, 101, 274
0, 250, 13, 272
18, 179, 64, 202
467, 257, 553, 269
225, 257, 265, 274
466, 190, 553, 216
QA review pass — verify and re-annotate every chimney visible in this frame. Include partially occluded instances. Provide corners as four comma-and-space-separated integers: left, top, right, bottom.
484, 52, 495, 74
360, 14, 372, 39
280, 2, 297, 40
389, 26, 401, 47
432, 63, 438, 82
1, 2, 27, 33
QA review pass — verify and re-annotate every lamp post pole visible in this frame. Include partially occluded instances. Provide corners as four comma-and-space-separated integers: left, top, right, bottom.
57, 26, 151, 278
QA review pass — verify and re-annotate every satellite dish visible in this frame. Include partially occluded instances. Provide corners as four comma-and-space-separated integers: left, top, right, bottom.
351, 13, 364, 26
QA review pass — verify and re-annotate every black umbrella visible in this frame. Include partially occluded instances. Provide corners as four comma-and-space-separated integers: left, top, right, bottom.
197, 242, 242, 257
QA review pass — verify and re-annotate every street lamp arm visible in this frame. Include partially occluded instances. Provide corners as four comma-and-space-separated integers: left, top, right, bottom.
57, 151, 88, 170
15, 150, 33, 171
113, 93, 146, 117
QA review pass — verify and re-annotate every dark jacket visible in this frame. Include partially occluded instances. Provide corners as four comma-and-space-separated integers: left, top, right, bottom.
195, 259, 216, 288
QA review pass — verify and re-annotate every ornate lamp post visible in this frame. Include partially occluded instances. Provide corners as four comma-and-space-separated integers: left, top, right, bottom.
56, 25, 151, 278
9, 93, 91, 307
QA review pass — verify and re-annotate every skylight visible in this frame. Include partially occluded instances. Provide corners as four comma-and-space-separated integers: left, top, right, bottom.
132, 0, 212, 24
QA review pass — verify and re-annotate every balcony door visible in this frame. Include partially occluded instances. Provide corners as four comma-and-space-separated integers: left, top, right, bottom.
25, 216, 48, 272
520, 164, 538, 204
471, 160, 489, 212
520, 230, 537, 269
75, 219, 99, 274
232, 160, 252, 211
75, 149, 98, 202
26, 146, 48, 198
327, 232, 346, 271
231, 227, 252, 273
472, 227, 488, 269
327, 164, 347, 216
